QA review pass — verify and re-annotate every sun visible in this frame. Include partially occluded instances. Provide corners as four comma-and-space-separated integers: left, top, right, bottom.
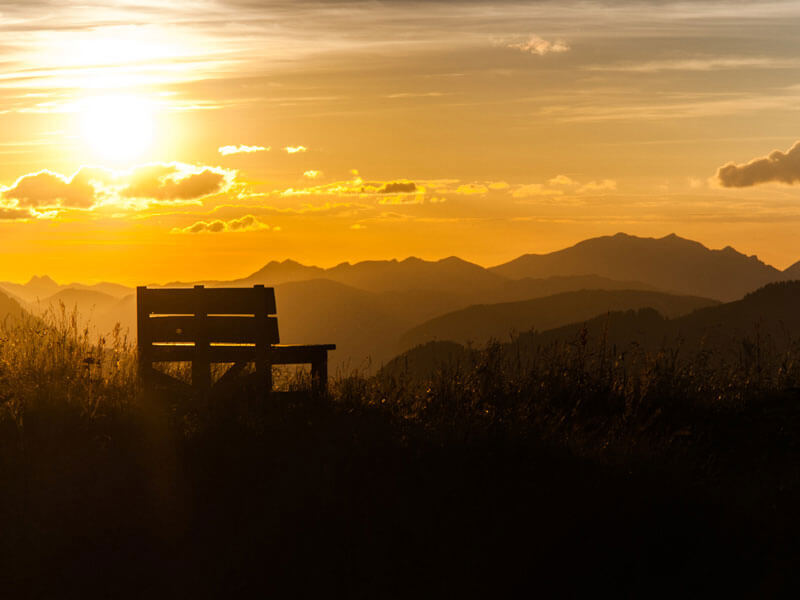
79, 95, 155, 162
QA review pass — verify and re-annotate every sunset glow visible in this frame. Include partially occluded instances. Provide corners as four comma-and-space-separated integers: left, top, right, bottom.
79, 96, 155, 162
2, 1, 800, 284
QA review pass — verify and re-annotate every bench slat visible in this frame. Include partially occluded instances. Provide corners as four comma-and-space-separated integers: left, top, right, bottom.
144, 315, 279, 344
139, 286, 276, 315
147, 343, 336, 364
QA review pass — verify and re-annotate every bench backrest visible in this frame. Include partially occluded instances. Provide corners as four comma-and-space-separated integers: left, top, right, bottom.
137, 285, 279, 351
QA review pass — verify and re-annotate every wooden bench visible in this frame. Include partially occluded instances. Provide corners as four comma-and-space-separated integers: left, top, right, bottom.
136, 285, 335, 394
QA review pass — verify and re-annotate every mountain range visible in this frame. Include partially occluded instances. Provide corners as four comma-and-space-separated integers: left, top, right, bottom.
397, 289, 718, 352
385, 280, 800, 379
490, 233, 784, 301
2, 232, 799, 371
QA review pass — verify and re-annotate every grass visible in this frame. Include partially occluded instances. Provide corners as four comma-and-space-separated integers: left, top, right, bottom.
0, 306, 799, 597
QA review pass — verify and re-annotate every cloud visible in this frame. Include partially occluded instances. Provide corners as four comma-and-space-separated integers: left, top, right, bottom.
455, 183, 488, 195
548, 175, 578, 187
2, 169, 97, 209
512, 184, 562, 199
385, 92, 445, 99
218, 144, 269, 155
508, 35, 569, 56
379, 181, 416, 194
716, 142, 800, 187
511, 177, 616, 198
120, 163, 231, 201
1, 162, 237, 220
378, 195, 423, 205
0, 206, 33, 220
172, 214, 271, 234
277, 174, 419, 198
585, 57, 797, 74
284, 146, 307, 154
303, 170, 322, 179
487, 181, 510, 190
577, 179, 617, 193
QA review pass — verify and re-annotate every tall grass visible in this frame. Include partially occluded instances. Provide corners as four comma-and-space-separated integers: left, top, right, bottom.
0, 303, 136, 427
0, 307, 798, 596
3, 304, 800, 452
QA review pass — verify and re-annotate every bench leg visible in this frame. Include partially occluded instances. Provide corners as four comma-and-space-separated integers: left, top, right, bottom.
192, 357, 211, 392
256, 354, 272, 397
311, 354, 328, 394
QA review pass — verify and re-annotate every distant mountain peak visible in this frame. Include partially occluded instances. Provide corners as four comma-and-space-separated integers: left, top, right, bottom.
27, 274, 58, 287
490, 232, 784, 301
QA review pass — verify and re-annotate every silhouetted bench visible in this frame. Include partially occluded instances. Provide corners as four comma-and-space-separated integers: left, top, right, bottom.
136, 285, 335, 394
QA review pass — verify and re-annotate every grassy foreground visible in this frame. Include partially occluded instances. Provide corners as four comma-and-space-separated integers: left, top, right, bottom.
1, 307, 799, 597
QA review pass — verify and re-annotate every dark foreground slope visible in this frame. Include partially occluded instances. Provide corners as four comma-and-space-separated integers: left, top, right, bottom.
1, 309, 799, 597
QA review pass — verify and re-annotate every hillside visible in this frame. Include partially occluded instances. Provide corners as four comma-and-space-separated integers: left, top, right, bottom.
783, 260, 800, 280
510, 281, 800, 367
398, 289, 717, 352
493, 274, 658, 302
387, 281, 800, 377
0, 277, 133, 304
490, 233, 783, 301
26, 289, 133, 336
273, 279, 410, 370
0, 289, 25, 323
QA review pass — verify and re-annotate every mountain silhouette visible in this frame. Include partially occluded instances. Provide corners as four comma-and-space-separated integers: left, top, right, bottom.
236, 256, 504, 295
0, 288, 26, 323
495, 274, 659, 301
512, 281, 800, 364
782, 260, 800, 280
397, 289, 718, 352
490, 233, 784, 301
0, 277, 132, 304
5, 232, 799, 371
386, 281, 800, 377
0, 275, 61, 302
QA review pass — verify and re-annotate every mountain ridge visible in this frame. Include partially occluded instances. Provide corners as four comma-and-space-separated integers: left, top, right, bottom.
489, 232, 787, 301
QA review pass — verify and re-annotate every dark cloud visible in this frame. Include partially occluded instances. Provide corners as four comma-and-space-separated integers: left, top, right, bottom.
378, 181, 417, 194
121, 164, 227, 200
717, 142, 800, 187
174, 214, 268, 234
1, 169, 97, 208
0, 207, 32, 220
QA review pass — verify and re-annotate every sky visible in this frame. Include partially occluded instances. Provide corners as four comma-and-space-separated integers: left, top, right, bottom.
2, 0, 800, 284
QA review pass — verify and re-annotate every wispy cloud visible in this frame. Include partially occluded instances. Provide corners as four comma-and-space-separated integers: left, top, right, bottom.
584, 56, 799, 73
284, 146, 307, 154
577, 179, 617, 193
508, 35, 569, 56
385, 92, 446, 99
172, 214, 271, 234
511, 176, 617, 198
218, 144, 269, 155
277, 175, 418, 198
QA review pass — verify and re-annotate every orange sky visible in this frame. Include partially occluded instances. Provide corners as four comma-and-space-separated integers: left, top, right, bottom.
3, 1, 800, 284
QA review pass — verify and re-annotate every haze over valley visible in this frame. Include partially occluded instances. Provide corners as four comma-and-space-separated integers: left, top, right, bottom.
4, 232, 800, 371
